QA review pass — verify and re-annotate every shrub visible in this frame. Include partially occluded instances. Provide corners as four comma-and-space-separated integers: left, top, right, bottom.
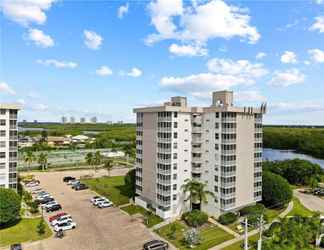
218, 212, 237, 225
240, 203, 265, 216
182, 210, 208, 227
262, 171, 292, 208
29, 201, 39, 214
0, 188, 21, 227
183, 228, 200, 247
37, 219, 46, 235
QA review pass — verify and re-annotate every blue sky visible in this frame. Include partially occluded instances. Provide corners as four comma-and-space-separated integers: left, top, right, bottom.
0, 0, 324, 124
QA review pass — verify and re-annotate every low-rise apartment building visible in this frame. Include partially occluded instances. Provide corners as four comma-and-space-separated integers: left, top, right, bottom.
0, 104, 20, 189
133, 91, 266, 219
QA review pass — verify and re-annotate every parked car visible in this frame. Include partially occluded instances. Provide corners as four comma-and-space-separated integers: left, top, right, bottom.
75, 184, 88, 191
46, 204, 62, 212
49, 212, 67, 222
90, 196, 101, 203
97, 200, 113, 208
41, 201, 58, 209
71, 181, 81, 189
37, 197, 54, 205
36, 193, 52, 200
26, 180, 40, 187
51, 216, 73, 226
92, 197, 109, 206
143, 240, 168, 250
10, 244, 22, 250
54, 221, 76, 232
68, 180, 79, 186
63, 176, 76, 182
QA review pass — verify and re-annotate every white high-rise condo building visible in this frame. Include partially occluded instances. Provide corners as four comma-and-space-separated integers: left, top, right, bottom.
133, 91, 266, 219
0, 105, 20, 189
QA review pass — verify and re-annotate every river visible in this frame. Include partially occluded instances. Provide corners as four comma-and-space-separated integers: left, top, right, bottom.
263, 148, 324, 169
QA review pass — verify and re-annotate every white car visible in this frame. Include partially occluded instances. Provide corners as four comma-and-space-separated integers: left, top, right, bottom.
51, 215, 72, 226
68, 180, 79, 186
36, 193, 51, 200
54, 221, 76, 232
41, 201, 58, 209
93, 197, 109, 206
90, 196, 102, 203
97, 200, 113, 208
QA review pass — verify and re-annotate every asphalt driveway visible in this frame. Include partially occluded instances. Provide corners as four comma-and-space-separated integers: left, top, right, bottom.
20, 169, 157, 250
294, 189, 324, 214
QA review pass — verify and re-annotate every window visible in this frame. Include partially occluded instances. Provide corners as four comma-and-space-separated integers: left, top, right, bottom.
0, 109, 5, 115
173, 163, 177, 170
215, 133, 219, 140
174, 122, 178, 128
215, 144, 219, 150
215, 112, 219, 118
173, 195, 177, 201
0, 120, 5, 126
0, 141, 5, 148
0, 131, 5, 137
173, 184, 177, 190
174, 112, 178, 118
173, 174, 177, 180
215, 123, 219, 129
184, 129, 188, 132
173, 143, 177, 149
173, 132, 178, 139
173, 153, 177, 159
0, 152, 5, 158
0, 163, 5, 169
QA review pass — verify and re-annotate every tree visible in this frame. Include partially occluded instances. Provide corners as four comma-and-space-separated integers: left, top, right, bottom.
92, 151, 103, 172
40, 130, 48, 143
85, 152, 93, 166
0, 188, 21, 227
103, 159, 114, 177
24, 151, 35, 170
182, 179, 215, 210
262, 171, 292, 208
37, 218, 46, 235
125, 169, 135, 199
183, 228, 201, 247
168, 223, 177, 240
123, 144, 134, 162
37, 153, 48, 171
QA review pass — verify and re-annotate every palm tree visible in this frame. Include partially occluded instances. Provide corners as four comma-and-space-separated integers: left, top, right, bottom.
37, 153, 48, 171
93, 151, 103, 172
123, 144, 134, 162
24, 151, 35, 170
103, 159, 114, 177
85, 152, 93, 166
182, 179, 215, 211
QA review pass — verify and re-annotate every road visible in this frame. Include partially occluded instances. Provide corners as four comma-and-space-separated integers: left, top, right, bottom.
294, 189, 324, 214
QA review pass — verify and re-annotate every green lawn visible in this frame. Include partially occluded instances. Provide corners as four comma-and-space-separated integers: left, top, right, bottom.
222, 234, 259, 250
0, 218, 52, 247
82, 176, 131, 206
121, 204, 163, 228
287, 197, 314, 217
264, 206, 286, 222
156, 221, 233, 250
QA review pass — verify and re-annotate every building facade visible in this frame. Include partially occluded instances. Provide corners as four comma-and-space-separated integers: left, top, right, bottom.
0, 105, 19, 189
133, 91, 265, 219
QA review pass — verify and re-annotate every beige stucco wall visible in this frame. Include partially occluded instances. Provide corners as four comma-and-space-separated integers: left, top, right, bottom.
142, 113, 157, 204
235, 113, 255, 208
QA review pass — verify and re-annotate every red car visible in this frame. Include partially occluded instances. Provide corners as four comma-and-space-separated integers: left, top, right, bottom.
48, 212, 67, 222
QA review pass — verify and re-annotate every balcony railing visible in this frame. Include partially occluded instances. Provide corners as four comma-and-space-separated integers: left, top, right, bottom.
136, 153, 142, 159
157, 137, 172, 143
9, 146, 17, 151
192, 167, 202, 174
9, 136, 18, 141
157, 148, 172, 154
156, 199, 171, 207
10, 125, 17, 130
254, 176, 262, 182
222, 139, 236, 144
221, 117, 236, 123
192, 147, 201, 153
221, 150, 236, 155
254, 186, 262, 192
192, 127, 202, 133
9, 115, 17, 119
220, 171, 236, 177
157, 158, 171, 164
157, 127, 172, 133
254, 166, 262, 173
254, 195, 262, 201
157, 179, 171, 185
9, 178, 17, 183
222, 128, 236, 134
157, 168, 171, 175
9, 157, 18, 162
157, 117, 172, 122
220, 203, 235, 211
157, 189, 171, 196
221, 160, 236, 166
192, 137, 202, 144
192, 157, 202, 163
220, 181, 236, 188
220, 192, 236, 199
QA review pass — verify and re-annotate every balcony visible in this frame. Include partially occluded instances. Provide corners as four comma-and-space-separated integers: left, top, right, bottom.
255, 137, 263, 143
157, 199, 171, 207
220, 203, 235, 211
135, 179, 142, 186
192, 147, 201, 153
221, 117, 236, 123
254, 186, 262, 192
220, 171, 236, 177
157, 189, 171, 196
157, 116, 172, 122
222, 139, 236, 144
220, 181, 236, 188
157, 178, 171, 185
192, 136, 202, 144
221, 150, 236, 155
254, 195, 262, 202
255, 128, 263, 133
254, 176, 262, 182
254, 157, 262, 163
157, 168, 171, 175
157, 147, 172, 154
192, 166, 202, 174
222, 128, 236, 134
221, 192, 236, 199
10, 125, 17, 130
255, 118, 262, 124
157, 137, 172, 143
192, 127, 202, 133
221, 160, 236, 166
136, 126, 143, 131
158, 127, 172, 133
9, 146, 17, 151
136, 153, 142, 159
9, 136, 18, 141
9, 178, 17, 183
254, 166, 262, 173
157, 158, 171, 164
192, 157, 202, 163
9, 157, 18, 162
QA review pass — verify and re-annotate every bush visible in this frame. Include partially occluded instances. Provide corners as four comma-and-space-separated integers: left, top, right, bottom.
37, 218, 46, 235
0, 188, 21, 227
262, 171, 292, 208
182, 210, 208, 227
29, 201, 39, 214
183, 228, 201, 247
239, 203, 265, 216
218, 212, 237, 225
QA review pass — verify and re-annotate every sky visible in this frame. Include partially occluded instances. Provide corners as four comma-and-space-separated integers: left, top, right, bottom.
0, 0, 324, 125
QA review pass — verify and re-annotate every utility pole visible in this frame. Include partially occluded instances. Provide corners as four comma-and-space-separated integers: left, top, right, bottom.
257, 214, 264, 250
244, 217, 249, 250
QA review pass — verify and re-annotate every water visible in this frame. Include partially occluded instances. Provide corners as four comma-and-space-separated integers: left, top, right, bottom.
263, 148, 324, 169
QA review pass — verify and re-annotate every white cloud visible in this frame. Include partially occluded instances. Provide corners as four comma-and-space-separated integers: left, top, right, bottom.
234, 90, 266, 102
127, 67, 143, 77
0, 82, 16, 95
256, 52, 266, 60
169, 43, 207, 57
270, 101, 324, 113
269, 69, 305, 87
161, 58, 267, 95
118, 3, 129, 19
308, 49, 324, 63
83, 30, 103, 50
0, 0, 57, 26
146, 0, 260, 49
280, 51, 297, 64
26, 28, 54, 48
309, 16, 324, 33
37, 59, 78, 69
96, 66, 113, 76
315, 0, 324, 4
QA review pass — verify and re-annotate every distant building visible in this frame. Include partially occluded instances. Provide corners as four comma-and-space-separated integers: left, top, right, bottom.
117, 121, 123, 124
47, 136, 71, 147
70, 116, 75, 123
0, 104, 20, 189
90, 117, 97, 123
100, 151, 125, 158
107, 121, 113, 125
33, 120, 38, 123
22, 120, 27, 123
80, 117, 86, 123
72, 135, 89, 143
61, 116, 67, 124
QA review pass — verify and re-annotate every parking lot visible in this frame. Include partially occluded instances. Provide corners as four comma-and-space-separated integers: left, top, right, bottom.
22, 169, 157, 250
